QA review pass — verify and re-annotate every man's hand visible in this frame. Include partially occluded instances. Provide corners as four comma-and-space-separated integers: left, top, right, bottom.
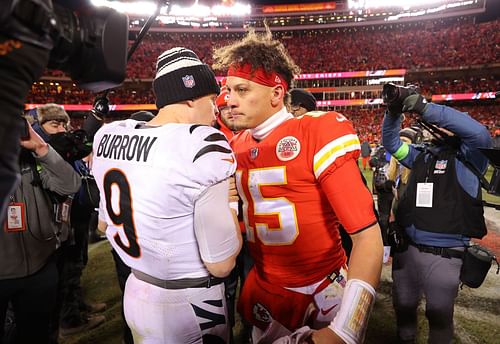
308, 328, 345, 344
97, 219, 108, 235
228, 176, 239, 216
402, 94, 428, 115
20, 121, 48, 157
92, 95, 110, 119
228, 176, 239, 203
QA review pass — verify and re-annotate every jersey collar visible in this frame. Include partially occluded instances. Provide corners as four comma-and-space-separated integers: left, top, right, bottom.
251, 107, 293, 141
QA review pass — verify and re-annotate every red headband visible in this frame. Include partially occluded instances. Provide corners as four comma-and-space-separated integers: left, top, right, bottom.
227, 64, 288, 92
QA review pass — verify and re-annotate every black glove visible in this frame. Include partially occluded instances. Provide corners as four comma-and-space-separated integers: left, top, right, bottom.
402, 94, 428, 115
92, 96, 110, 118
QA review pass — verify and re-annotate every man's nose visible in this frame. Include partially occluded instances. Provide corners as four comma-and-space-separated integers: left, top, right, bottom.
227, 92, 237, 107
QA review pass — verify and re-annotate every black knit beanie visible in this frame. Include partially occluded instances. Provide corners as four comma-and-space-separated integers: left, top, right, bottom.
290, 88, 317, 112
153, 47, 220, 109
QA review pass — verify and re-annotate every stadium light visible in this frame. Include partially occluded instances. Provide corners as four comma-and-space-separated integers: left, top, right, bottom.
213, 3, 251, 17
91, 0, 251, 18
170, 2, 211, 17
91, 0, 158, 15
348, 0, 449, 10
386, 1, 474, 20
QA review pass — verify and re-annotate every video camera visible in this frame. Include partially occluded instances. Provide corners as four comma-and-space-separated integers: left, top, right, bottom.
0, 0, 128, 92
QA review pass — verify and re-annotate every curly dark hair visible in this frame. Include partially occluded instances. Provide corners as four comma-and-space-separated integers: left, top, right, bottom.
212, 26, 301, 89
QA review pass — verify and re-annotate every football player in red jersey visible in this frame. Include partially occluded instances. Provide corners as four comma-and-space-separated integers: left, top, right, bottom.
214, 78, 236, 140
213, 29, 383, 344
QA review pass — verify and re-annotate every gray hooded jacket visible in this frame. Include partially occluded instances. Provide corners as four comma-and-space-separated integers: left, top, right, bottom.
0, 146, 81, 280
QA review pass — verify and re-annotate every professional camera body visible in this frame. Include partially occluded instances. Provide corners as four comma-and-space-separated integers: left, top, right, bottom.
0, 0, 128, 92
382, 83, 419, 104
382, 83, 421, 115
48, 129, 92, 163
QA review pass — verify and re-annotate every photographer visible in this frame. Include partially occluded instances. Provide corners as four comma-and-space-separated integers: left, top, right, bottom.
28, 102, 109, 341
0, 119, 81, 344
381, 85, 492, 344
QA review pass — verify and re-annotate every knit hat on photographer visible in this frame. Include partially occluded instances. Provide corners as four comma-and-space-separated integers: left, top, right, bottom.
153, 47, 220, 109
399, 127, 417, 143
36, 103, 70, 125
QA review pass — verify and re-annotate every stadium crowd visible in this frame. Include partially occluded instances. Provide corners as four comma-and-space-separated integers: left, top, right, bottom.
27, 76, 499, 106
40, 18, 499, 80
29, 17, 499, 145
350, 105, 499, 143
27, 80, 499, 142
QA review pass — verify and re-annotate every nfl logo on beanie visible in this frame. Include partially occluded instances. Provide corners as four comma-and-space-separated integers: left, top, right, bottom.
182, 75, 195, 88
153, 47, 220, 108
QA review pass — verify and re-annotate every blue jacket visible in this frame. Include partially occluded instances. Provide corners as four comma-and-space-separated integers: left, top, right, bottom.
382, 103, 492, 247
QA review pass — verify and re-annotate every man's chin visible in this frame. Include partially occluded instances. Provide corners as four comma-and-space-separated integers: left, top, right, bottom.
231, 124, 246, 132
231, 118, 247, 131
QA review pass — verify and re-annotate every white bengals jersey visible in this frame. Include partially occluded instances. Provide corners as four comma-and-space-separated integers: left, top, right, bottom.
92, 119, 236, 280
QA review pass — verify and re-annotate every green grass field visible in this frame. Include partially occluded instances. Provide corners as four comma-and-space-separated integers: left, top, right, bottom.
65, 167, 500, 344
482, 167, 500, 205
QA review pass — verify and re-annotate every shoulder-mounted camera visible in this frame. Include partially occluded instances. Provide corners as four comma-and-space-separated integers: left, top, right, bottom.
0, 0, 128, 92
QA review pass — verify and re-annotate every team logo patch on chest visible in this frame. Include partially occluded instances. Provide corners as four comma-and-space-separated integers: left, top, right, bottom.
250, 147, 259, 160
276, 136, 301, 161
434, 159, 448, 174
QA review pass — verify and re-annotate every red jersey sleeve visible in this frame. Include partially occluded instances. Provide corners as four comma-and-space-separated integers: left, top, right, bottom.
320, 159, 377, 233
307, 111, 361, 179
307, 111, 376, 233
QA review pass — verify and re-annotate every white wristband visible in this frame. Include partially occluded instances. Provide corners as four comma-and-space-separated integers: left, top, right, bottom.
329, 279, 376, 344
229, 201, 239, 216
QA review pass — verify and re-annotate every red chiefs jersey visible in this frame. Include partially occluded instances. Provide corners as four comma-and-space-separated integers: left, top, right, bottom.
231, 111, 376, 287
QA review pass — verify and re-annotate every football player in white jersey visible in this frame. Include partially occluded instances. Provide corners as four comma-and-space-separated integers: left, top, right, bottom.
92, 48, 242, 344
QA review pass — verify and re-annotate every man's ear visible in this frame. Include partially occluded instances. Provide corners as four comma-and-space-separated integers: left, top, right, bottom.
186, 99, 195, 108
270, 85, 285, 107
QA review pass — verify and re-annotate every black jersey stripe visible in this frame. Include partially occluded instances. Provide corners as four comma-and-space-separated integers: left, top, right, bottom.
193, 144, 232, 162
204, 299, 223, 307
189, 124, 205, 133
204, 133, 228, 143
189, 126, 228, 143
191, 304, 226, 330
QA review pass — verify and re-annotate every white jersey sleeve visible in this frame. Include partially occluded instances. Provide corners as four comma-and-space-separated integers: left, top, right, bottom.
194, 179, 239, 264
